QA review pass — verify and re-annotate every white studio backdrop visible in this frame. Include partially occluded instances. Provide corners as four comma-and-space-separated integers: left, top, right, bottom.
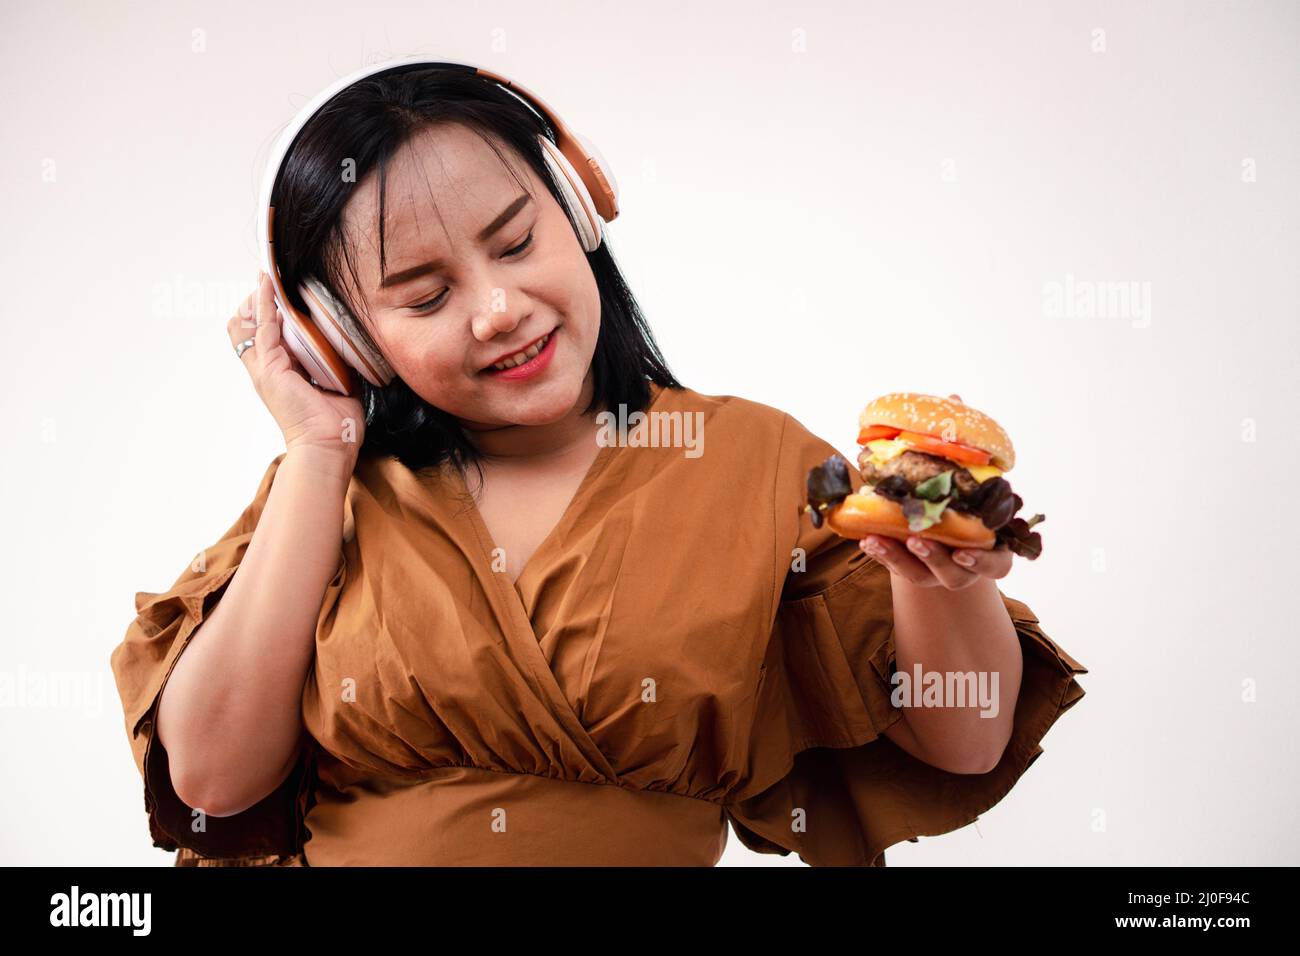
1, 0, 1297, 865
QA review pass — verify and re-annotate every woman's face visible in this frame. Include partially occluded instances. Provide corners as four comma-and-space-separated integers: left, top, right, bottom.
338, 123, 601, 429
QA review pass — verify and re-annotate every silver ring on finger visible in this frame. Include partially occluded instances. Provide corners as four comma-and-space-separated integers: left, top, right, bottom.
235, 337, 256, 359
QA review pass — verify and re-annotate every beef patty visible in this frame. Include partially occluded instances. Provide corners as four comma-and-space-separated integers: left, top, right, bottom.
858, 449, 982, 496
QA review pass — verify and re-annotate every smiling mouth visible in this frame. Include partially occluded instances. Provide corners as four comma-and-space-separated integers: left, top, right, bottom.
482, 330, 554, 372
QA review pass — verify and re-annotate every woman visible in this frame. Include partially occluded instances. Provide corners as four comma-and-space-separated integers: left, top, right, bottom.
110, 64, 1086, 866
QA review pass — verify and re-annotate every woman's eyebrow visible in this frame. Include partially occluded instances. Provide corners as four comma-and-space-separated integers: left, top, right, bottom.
379, 194, 533, 291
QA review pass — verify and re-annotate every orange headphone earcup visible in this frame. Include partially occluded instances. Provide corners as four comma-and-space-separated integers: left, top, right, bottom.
539, 135, 602, 252
299, 277, 395, 388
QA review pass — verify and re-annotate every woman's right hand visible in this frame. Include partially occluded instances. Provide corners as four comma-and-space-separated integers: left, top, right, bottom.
227, 272, 366, 462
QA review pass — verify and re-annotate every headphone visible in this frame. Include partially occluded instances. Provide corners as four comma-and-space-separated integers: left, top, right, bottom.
256, 56, 620, 396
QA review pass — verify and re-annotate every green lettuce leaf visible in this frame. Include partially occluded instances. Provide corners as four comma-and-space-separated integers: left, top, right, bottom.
902, 495, 952, 531
913, 469, 955, 501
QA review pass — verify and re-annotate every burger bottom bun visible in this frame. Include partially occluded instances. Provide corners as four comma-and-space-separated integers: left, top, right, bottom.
825, 491, 997, 550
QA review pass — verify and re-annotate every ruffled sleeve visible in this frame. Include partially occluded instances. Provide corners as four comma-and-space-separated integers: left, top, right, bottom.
109, 453, 327, 865
723, 413, 1088, 866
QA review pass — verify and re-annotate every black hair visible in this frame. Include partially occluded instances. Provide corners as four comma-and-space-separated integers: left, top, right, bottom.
269, 64, 680, 477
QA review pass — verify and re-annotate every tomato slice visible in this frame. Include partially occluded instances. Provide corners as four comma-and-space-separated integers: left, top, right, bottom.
856, 425, 902, 444
894, 430, 992, 466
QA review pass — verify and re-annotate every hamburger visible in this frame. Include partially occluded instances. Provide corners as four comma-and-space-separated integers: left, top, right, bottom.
802, 392, 1046, 559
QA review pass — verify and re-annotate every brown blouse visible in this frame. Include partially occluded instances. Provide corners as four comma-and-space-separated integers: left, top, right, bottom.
110, 383, 1087, 867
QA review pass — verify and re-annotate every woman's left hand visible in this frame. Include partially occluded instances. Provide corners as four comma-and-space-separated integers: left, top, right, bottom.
860, 534, 1012, 589
858, 392, 1013, 590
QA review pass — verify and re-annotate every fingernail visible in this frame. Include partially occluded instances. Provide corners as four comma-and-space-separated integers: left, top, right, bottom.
908, 537, 930, 556
953, 551, 975, 567
862, 538, 885, 556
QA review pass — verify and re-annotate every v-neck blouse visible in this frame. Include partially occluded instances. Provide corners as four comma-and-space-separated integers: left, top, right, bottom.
454, 427, 619, 626
109, 383, 1087, 866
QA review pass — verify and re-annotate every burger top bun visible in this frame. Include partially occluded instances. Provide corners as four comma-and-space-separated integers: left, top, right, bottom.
859, 392, 1015, 471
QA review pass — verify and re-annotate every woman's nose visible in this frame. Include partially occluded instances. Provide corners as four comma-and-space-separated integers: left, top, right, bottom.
472, 308, 518, 339
470, 294, 523, 341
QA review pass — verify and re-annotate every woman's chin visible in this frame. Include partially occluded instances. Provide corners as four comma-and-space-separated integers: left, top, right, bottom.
485, 374, 587, 426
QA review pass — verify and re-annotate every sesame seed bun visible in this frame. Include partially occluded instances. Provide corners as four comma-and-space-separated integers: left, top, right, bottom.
859, 392, 1015, 471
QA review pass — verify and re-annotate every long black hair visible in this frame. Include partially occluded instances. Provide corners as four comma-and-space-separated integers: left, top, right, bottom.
269, 63, 680, 476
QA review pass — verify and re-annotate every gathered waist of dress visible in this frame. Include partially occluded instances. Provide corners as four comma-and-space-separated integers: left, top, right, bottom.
302, 763, 729, 866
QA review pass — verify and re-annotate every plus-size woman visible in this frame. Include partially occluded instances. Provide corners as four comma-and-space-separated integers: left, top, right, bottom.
110, 60, 1086, 867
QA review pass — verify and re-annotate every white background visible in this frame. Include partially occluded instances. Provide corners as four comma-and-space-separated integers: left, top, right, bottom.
2, 0, 1297, 865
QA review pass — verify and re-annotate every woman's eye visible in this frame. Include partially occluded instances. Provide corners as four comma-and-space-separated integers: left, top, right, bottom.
406, 231, 536, 315
408, 291, 448, 314
503, 230, 535, 257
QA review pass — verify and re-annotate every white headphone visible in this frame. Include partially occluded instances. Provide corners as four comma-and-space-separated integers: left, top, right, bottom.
256, 56, 620, 396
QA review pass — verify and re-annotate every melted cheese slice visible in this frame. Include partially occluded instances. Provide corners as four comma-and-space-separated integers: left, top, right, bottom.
862, 438, 910, 467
